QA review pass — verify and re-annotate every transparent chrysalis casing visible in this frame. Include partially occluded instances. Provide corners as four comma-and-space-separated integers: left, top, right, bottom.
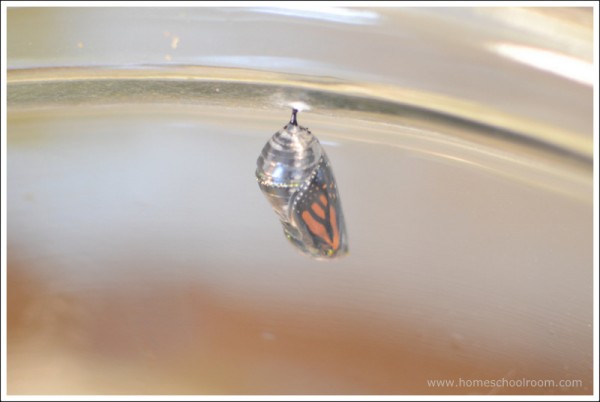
256, 110, 348, 259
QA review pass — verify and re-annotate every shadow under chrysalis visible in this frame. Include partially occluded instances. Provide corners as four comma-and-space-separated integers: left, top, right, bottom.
256, 109, 348, 259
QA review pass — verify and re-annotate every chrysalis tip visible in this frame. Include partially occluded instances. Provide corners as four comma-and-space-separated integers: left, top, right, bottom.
289, 109, 298, 126
287, 102, 310, 126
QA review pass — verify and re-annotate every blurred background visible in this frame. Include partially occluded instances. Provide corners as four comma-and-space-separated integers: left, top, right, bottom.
6, 6, 594, 395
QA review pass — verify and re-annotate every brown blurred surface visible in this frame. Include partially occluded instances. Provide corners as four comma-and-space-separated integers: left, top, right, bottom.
8, 259, 591, 395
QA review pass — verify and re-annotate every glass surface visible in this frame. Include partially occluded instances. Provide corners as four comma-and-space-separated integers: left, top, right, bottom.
7, 7, 593, 395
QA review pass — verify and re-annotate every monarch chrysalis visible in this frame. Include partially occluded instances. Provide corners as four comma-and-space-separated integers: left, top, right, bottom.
256, 109, 348, 259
